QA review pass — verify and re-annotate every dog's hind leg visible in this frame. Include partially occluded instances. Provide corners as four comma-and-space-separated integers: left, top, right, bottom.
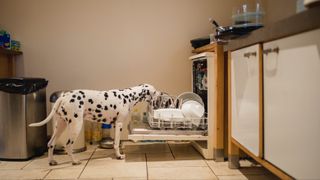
48, 116, 67, 166
65, 118, 83, 165
114, 121, 125, 159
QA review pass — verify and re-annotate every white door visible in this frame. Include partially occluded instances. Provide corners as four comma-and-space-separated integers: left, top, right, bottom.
264, 29, 320, 179
231, 44, 260, 157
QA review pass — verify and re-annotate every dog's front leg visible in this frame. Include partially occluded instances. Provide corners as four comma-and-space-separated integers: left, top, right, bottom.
114, 122, 125, 159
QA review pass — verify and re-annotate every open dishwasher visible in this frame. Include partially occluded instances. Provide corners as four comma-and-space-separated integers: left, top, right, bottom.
128, 92, 214, 159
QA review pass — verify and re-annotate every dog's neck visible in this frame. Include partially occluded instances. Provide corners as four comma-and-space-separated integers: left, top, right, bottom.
120, 85, 153, 110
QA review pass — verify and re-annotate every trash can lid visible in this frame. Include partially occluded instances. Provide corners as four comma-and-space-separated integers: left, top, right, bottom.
0, 77, 48, 94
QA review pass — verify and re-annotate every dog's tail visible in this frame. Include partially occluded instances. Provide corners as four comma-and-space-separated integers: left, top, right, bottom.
29, 93, 64, 127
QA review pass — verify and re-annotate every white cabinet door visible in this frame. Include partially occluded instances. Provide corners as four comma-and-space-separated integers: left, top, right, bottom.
231, 44, 260, 157
264, 29, 320, 179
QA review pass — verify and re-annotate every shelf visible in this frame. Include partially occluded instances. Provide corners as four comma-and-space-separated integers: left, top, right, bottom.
192, 43, 217, 53
0, 47, 22, 56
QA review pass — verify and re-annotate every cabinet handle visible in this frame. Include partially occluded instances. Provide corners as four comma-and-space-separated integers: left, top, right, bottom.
243, 52, 257, 58
263, 47, 279, 55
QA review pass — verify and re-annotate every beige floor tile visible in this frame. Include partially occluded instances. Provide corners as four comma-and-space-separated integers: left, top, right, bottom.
24, 149, 93, 170
0, 160, 32, 170
45, 168, 84, 179
206, 161, 242, 176
218, 174, 280, 180
113, 178, 147, 180
0, 169, 49, 179
147, 153, 207, 168
207, 160, 271, 176
169, 142, 204, 160
148, 166, 217, 180
123, 143, 171, 154
80, 153, 147, 179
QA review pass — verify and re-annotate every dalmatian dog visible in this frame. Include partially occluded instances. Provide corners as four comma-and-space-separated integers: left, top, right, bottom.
29, 84, 160, 166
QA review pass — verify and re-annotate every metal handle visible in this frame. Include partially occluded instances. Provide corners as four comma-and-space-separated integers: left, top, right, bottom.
243, 52, 257, 58
263, 47, 280, 55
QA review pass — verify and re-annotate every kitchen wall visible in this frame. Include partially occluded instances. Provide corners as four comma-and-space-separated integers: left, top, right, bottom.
0, 0, 297, 97
262, 0, 297, 25
0, 0, 247, 97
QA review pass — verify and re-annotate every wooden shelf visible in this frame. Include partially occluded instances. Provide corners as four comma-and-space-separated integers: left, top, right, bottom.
0, 47, 22, 77
0, 47, 22, 56
192, 43, 217, 53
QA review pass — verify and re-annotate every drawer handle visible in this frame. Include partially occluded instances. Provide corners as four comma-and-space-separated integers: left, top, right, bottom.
263, 47, 279, 55
243, 52, 257, 58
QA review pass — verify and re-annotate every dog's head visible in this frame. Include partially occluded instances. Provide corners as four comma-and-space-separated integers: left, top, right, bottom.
151, 92, 175, 110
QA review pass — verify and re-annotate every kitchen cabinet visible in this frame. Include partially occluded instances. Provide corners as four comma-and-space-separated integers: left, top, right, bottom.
263, 29, 320, 179
230, 44, 262, 157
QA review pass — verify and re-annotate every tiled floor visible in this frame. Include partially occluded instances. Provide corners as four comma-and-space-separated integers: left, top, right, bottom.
0, 142, 279, 180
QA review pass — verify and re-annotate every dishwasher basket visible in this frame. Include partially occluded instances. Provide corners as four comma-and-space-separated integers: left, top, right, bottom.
148, 92, 207, 130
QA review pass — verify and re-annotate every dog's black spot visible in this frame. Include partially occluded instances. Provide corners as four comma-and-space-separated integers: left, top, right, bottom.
97, 104, 102, 108
102, 118, 107, 122
146, 90, 150, 95
98, 114, 103, 117
95, 109, 101, 113
79, 105, 82, 108
129, 99, 131, 103
93, 117, 97, 120
72, 95, 76, 98
71, 141, 74, 144
79, 91, 84, 95
118, 94, 121, 99
113, 105, 117, 109
69, 119, 72, 123
113, 91, 117, 97
80, 101, 84, 105
77, 96, 81, 100
123, 98, 127, 104
66, 139, 71, 145
110, 104, 113, 108
117, 112, 119, 115
63, 110, 67, 116
88, 99, 94, 104
88, 108, 92, 111
97, 119, 101, 122
104, 106, 108, 111
74, 113, 78, 118
113, 117, 117, 121
83, 95, 86, 98
49, 145, 53, 149
120, 128, 122, 131
70, 99, 75, 103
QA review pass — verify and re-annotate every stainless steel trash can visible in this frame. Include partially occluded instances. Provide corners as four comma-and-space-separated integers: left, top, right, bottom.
0, 78, 48, 160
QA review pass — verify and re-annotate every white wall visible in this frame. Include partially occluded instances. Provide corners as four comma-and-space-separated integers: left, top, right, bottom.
0, 0, 247, 97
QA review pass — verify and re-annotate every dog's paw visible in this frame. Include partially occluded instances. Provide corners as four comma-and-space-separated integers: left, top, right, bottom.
72, 161, 82, 165
116, 154, 126, 160
49, 160, 58, 166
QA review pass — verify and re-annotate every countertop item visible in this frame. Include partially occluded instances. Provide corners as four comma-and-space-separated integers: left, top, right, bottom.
225, 5, 320, 51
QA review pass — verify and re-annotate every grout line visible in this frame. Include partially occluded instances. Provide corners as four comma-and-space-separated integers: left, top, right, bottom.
42, 169, 52, 180
167, 143, 176, 160
205, 159, 218, 177
21, 159, 34, 170
145, 153, 149, 180
77, 147, 97, 179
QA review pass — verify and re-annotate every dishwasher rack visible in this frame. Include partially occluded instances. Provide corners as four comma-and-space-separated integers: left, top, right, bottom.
128, 103, 213, 159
